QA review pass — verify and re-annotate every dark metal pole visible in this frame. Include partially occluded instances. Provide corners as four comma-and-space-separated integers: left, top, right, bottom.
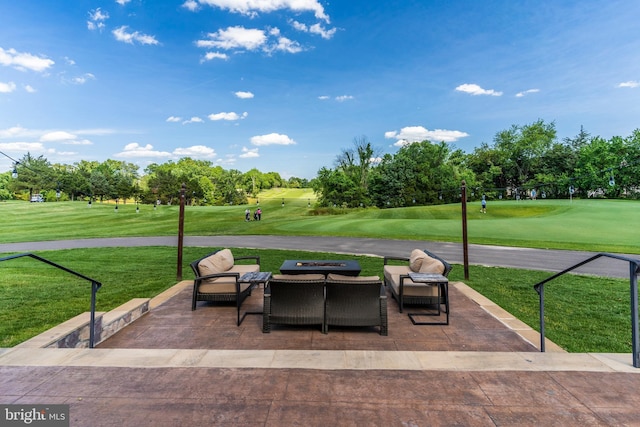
539, 284, 546, 352
461, 180, 469, 280
630, 262, 639, 368
90, 281, 99, 348
177, 183, 186, 281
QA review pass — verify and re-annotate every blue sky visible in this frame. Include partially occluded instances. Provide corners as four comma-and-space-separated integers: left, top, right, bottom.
1, 0, 639, 180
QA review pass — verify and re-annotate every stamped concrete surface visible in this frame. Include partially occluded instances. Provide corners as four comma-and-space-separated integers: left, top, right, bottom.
2, 278, 639, 426
1, 237, 639, 426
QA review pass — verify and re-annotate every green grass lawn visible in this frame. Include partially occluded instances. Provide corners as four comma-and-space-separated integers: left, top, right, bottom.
0, 246, 634, 353
1, 197, 639, 253
1, 195, 638, 352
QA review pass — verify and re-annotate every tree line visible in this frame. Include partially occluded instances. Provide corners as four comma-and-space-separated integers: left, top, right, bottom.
2, 119, 640, 206
1, 156, 308, 205
313, 120, 640, 208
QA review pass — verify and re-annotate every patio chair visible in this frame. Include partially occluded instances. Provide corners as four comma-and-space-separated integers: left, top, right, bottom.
383, 249, 452, 324
324, 274, 388, 335
190, 249, 260, 324
263, 274, 326, 333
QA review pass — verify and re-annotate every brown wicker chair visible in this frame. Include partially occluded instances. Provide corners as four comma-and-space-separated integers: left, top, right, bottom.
383, 249, 452, 324
190, 249, 260, 325
262, 274, 326, 333
324, 274, 387, 335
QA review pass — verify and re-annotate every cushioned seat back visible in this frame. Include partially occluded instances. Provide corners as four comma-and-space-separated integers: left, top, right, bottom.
267, 274, 325, 324
194, 249, 235, 284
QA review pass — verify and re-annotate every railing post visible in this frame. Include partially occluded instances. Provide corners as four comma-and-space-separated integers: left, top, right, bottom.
90, 281, 99, 348
631, 262, 639, 368
539, 284, 545, 352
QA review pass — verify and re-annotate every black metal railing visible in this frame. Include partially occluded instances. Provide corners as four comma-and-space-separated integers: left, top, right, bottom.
533, 253, 640, 368
0, 253, 102, 348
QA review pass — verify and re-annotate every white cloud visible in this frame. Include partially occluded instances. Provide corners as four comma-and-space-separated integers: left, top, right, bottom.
182, 0, 199, 11
239, 147, 259, 158
0, 141, 46, 152
197, 26, 266, 51
196, 26, 306, 55
250, 133, 296, 146
515, 88, 540, 97
166, 116, 182, 122
75, 128, 116, 136
87, 8, 109, 31
24, 85, 36, 93
115, 143, 173, 158
113, 26, 159, 45
235, 91, 254, 99
291, 20, 336, 39
71, 73, 96, 85
385, 126, 469, 146
336, 95, 354, 102
63, 139, 93, 146
318, 95, 330, 100
182, 117, 204, 124
116, 0, 131, 5
191, 0, 330, 23
0, 47, 55, 72
40, 131, 77, 142
40, 130, 93, 145
0, 82, 16, 93
270, 36, 303, 54
455, 83, 502, 96
0, 126, 34, 139
208, 111, 248, 121
173, 145, 216, 158
201, 52, 229, 62
618, 81, 639, 88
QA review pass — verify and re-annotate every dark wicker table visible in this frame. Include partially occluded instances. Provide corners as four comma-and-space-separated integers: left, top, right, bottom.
279, 260, 361, 276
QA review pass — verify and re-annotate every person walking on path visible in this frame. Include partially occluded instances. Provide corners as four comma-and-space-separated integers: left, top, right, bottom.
481, 195, 487, 213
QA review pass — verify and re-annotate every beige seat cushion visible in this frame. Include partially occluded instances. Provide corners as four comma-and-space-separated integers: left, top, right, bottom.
198, 281, 253, 295
198, 249, 235, 276
408, 249, 445, 275
419, 255, 445, 274
383, 265, 439, 297
409, 249, 426, 272
326, 273, 380, 283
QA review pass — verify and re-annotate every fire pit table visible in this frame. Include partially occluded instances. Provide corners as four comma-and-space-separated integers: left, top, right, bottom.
279, 259, 361, 277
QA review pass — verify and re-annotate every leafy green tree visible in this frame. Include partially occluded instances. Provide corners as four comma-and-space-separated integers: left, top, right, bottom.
493, 119, 557, 191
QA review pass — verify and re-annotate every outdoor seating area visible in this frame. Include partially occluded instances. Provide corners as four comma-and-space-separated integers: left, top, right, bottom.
189, 248, 453, 335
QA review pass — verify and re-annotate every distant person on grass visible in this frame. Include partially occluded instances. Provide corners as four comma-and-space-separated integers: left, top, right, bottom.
245, 208, 251, 221
481, 195, 487, 214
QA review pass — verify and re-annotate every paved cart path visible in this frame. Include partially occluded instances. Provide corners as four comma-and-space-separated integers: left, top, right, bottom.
1, 235, 638, 279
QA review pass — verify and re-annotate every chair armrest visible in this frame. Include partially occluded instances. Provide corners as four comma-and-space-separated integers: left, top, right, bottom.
234, 255, 260, 266
379, 283, 387, 298
383, 256, 409, 265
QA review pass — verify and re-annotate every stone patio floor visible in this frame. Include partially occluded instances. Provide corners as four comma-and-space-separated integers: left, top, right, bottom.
1, 280, 639, 426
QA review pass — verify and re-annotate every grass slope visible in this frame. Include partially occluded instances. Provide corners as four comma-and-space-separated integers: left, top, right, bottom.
2, 198, 638, 253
